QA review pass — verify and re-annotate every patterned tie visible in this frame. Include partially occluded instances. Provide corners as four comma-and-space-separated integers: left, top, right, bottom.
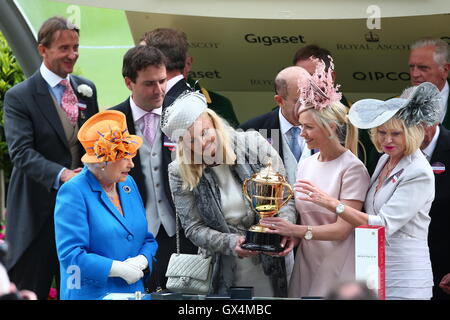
60, 79, 79, 126
143, 112, 159, 146
289, 126, 301, 162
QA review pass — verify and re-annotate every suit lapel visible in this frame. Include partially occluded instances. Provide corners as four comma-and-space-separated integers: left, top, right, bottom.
163, 79, 191, 108
33, 71, 69, 150
382, 153, 412, 188
442, 80, 450, 129
70, 76, 86, 123
369, 154, 388, 188
117, 180, 135, 229
86, 169, 133, 235
430, 126, 450, 164
264, 108, 283, 159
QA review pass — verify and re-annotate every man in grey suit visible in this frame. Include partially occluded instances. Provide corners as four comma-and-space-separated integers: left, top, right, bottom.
3, 16, 99, 299
110, 45, 197, 293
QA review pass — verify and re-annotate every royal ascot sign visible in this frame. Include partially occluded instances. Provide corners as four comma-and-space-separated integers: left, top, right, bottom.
125, 11, 449, 97
52, 0, 450, 118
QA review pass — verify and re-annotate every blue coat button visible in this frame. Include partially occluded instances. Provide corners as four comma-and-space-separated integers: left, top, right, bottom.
127, 234, 133, 241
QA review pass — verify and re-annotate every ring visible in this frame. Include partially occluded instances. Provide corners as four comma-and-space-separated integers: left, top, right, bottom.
308, 191, 313, 197
271, 223, 277, 227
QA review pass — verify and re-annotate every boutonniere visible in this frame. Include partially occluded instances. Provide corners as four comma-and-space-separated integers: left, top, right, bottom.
391, 168, 404, 183
77, 84, 93, 98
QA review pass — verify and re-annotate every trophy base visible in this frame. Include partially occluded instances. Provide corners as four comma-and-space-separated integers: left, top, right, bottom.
240, 230, 283, 253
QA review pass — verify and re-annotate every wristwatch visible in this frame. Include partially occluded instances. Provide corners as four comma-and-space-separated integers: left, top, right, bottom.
304, 226, 313, 240
335, 203, 345, 215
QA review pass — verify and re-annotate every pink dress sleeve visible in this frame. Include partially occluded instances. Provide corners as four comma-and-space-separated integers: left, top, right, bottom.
340, 159, 370, 202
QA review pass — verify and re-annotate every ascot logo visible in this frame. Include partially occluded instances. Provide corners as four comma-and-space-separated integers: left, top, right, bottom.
244, 33, 306, 46
188, 42, 220, 49
249, 79, 274, 86
365, 31, 380, 43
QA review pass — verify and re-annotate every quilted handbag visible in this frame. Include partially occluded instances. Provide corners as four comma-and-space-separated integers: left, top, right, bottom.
165, 252, 213, 294
165, 212, 213, 295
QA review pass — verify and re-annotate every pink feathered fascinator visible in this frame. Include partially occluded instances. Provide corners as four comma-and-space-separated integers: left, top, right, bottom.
296, 56, 342, 115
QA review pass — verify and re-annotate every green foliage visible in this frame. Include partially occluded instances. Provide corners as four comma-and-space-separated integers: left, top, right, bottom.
0, 31, 26, 180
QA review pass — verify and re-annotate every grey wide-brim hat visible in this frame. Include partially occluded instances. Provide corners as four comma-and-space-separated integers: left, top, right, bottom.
349, 82, 442, 129
160, 91, 208, 142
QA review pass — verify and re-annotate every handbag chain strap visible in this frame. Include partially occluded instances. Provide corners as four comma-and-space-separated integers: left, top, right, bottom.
175, 211, 181, 255
175, 211, 204, 256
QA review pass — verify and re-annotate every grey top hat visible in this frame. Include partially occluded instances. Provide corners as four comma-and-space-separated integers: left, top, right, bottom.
349, 82, 442, 129
161, 91, 208, 142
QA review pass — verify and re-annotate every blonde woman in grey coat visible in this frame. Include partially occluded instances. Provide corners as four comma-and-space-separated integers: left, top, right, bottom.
161, 92, 297, 297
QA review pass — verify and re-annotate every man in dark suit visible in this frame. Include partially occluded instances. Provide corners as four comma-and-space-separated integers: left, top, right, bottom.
293, 44, 373, 169
141, 28, 240, 127
240, 66, 311, 186
239, 66, 312, 281
110, 45, 196, 293
3, 16, 99, 299
421, 123, 450, 300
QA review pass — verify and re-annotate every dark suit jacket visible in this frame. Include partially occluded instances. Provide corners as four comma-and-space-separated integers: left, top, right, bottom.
428, 125, 450, 299
109, 99, 174, 210
186, 77, 239, 128
163, 78, 192, 108
441, 79, 450, 130
3, 70, 99, 270
238, 108, 285, 159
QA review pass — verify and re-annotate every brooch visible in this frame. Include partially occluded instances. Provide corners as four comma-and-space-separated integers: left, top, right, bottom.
391, 169, 404, 183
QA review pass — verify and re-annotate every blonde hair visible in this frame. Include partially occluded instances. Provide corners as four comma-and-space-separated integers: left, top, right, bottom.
176, 109, 236, 190
306, 102, 359, 156
369, 116, 424, 156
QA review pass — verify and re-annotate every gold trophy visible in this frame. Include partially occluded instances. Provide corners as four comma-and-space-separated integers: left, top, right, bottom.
241, 160, 294, 252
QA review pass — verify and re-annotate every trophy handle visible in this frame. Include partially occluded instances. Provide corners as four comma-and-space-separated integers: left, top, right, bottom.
279, 182, 294, 208
242, 178, 252, 203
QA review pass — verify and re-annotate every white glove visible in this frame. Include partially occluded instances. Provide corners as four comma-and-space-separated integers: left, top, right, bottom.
0, 263, 11, 296
109, 260, 144, 285
124, 255, 148, 271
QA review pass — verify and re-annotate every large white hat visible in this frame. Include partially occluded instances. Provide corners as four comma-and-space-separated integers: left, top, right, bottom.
349, 82, 442, 129
160, 91, 208, 142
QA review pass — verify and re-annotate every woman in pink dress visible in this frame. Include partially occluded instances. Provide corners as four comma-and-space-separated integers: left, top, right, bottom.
261, 59, 370, 298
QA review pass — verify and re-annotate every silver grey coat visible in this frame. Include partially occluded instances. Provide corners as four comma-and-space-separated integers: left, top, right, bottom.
168, 130, 297, 297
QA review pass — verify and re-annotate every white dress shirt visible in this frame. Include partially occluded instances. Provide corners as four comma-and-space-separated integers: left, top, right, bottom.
40, 63, 71, 105
129, 96, 162, 133
421, 125, 440, 161
165, 74, 185, 94
278, 108, 305, 153
439, 80, 449, 124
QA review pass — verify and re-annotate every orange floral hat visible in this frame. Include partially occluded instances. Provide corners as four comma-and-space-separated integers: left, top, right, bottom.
78, 110, 143, 163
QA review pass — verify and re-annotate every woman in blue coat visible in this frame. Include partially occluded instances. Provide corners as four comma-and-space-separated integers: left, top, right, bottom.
54, 110, 158, 300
